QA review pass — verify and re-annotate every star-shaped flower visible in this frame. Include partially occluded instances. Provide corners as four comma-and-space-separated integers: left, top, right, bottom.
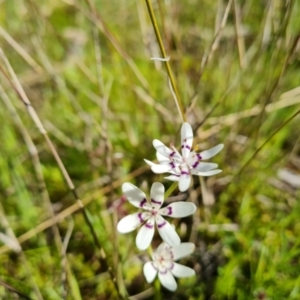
145, 122, 224, 192
143, 242, 195, 291
117, 182, 196, 250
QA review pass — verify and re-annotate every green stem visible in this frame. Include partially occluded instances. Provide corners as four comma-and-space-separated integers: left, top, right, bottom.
165, 182, 178, 199
145, 0, 186, 122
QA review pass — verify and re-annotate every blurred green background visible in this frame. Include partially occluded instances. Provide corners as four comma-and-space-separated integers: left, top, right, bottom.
0, 0, 300, 299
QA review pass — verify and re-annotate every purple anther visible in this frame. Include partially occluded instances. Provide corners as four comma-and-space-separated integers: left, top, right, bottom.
197, 153, 202, 160
170, 161, 176, 169
140, 198, 147, 208
167, 207, 172, 215
181, 171, 189, 175
192, 161, 199, 168
170, 151, 176, 157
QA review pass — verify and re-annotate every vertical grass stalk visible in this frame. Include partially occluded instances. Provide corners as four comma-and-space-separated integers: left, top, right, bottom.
145, 0, 186, 122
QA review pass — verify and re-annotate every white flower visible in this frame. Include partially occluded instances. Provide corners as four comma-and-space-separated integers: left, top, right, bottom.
143, 242, 196, 291
117, 182, 196, 250
145, 122, 224, 192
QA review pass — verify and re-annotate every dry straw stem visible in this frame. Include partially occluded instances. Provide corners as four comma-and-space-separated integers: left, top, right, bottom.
233, 107, 300, 180
0, 26, 43, 74
187, 0, 232, 112
233, 0, 246, 68
0, 279, 33, 300
0, 203, 43, 300
201, 90, 300, 139
0, 85, 70, 297
65, 0, 149, 90
0, 164, 148, 254
0, 48, 121, 297
145, 0, 185, 123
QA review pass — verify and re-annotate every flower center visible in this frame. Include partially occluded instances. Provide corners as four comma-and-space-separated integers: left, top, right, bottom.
151, 208, 158, 216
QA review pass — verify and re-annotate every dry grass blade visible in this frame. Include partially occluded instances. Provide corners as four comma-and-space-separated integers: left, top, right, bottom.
0, 47, 121, 297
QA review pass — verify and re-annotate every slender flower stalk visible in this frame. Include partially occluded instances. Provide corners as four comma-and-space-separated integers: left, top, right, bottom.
143, 242, 195, 291
145, 122, 224, 192
117, 182, 196, 250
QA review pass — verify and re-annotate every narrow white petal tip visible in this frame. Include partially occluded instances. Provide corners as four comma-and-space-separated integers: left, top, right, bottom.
182, 122, 193, 131
181, 123, 193, 158
144, 159, 172, 174
200, 144, 224, 160
164, 175, 180, 182
179, 176, 192, 192
152, 164, 172, 174
122, 182, 148, 208
136, 221, 155, 250
144, 159, 155, 166
158, 270, 177, 291
157, 217, 181, 246
171, 243, 195, 260
171, 263, 196, 278
193, 169, 222, 176
117, 213, 141, 233
153, 139, 164, 148
160, 202, 196, 218
143, 262, 158, 283
151, 56, 170, 61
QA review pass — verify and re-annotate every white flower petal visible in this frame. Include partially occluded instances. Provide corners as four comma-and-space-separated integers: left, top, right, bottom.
164, 174, 180, 182
150, 182, 165, 210
178, 164, 191, 192
171, 262, 195, 278
152, 163, 173, 174
156, 216, 180, 246
136, 218, 155, 250
153, 139, 173, 156
155, 242, 170, 256
122, 182, 148, 209
143, 261, 158, 283
194, 162, 218, 172
153, 139, 181, 160
171, 243, 195, 260
144, 159, 156, 167
158, 269, 177, 291
156, 151, 171, 164
191, 169, 222, 176
145, 159, 172, 174
186, 151, 218, 171
181, 123, 193, 159
117, 212, 146, 233
159, 202, 196, 218
156, 151, 180, 171
199, 144, 224, 160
